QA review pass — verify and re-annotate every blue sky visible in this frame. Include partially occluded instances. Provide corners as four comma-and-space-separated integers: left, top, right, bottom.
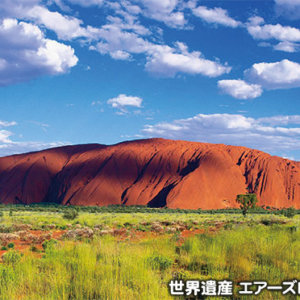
0, 0, 299, 160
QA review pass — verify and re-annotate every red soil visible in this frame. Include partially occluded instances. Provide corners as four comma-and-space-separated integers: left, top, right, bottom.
0, 230, 66, 258
0, 138, 299, 209
180, 229, 205, 238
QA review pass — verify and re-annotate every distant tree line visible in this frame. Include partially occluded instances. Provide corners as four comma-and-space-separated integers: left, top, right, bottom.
0, 201, 298, 217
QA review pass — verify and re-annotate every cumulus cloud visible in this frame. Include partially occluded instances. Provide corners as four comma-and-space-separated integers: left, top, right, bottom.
275, 0, 300, 20
26, 5, 95, 40
107, 94, 143, 114
141, 113, 300, 154
145, 42, 231, 77
218, 80, 263, 99
245, 59, 300, 90
222, 59, 300, 99
0, 0, 232, 80
0, 0, 40, 18
0, 18, 78, 86
247, 17, 300, 42
192, 5, 240, 28
107, 94, 143, 108
246, 16, 300, 52
0, 0, 99, 41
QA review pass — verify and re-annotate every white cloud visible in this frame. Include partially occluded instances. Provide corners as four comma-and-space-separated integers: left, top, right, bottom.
0, 0, 100, 41
0, 119, 65, 157
0, 18, 78, 86
141, 113, 300, 154
48, 0, 72, 12
0, 130, 13, 144
145, 42, 231, 77
246, 16, 300, 52
107, 94, 142, 107
136, 0, 187, 28
92, 21, 150, 60
273, 41, 299, 53
222, 59, 300, 99
218, 80, 263, 99
0, 141, 66, 157
192, 6, 240, 28
27, 5, 94, 41
246, 16, 300, 46
0, 0, 231, 80
0, 0, 40, 18
120, 1, 142, 15
0, 120, 17, 143
110, 50, 132, 60
258, 115, 300, 126
92, 23, 231, 77
66, 0, 104, 6
275, 0, 300, 20
64, 0, 186, 28
38, 39, 78, 73
245, 59, 300, 90
0, 121, 17, 127
107, 94, 143, 114
105, 16, 150, 36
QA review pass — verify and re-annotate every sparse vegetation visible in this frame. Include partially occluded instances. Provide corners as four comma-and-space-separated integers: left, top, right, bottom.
0, 205, 297, 299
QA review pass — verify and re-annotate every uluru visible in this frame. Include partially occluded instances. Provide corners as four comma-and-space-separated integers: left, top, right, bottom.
0, 138, 299, 209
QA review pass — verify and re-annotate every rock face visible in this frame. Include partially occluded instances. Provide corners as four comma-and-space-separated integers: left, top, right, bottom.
0, 138, 299, 209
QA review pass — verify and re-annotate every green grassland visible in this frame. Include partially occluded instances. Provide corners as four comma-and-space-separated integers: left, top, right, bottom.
0, 206, 299, 300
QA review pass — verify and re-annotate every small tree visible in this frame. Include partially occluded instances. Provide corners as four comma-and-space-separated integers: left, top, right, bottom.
282, 207, 296, 218
236, 193, 257, 217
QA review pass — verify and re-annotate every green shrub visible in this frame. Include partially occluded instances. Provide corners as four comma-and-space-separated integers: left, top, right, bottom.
282, 207, 296, 218
224, 223, 233, 230
1, 246, 7, 251
147, 254, 173, 271
135, 225, 147, 232
260, 217, 286, 226
62, 209, 79, 220
57, 225, 67, 230
42, 239, 58, 251
2, 250, 22, 265
30, 246, 39, 252
7, 243, 14, 249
